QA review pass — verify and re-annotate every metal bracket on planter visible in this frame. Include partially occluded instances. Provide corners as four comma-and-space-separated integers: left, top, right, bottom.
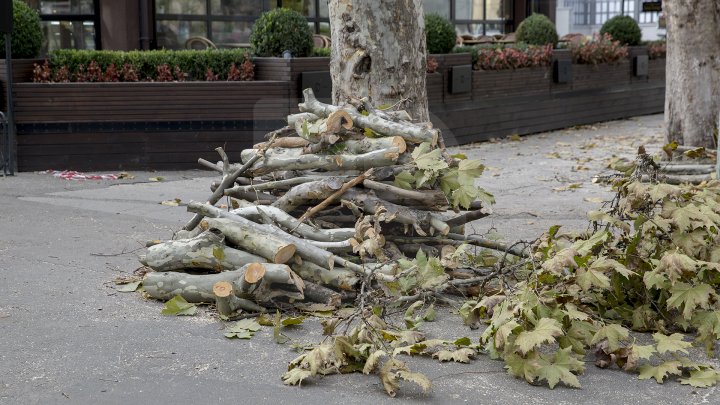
553, 60, 572, 84
450, 65, 472, 94
634, 55, 649, 77
300, 71, 332, 101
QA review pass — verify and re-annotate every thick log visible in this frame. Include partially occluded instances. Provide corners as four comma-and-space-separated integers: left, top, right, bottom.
230, 205, 355, 242
287, 112, 320, 126
188, 203, 336, 270
185, 216, 296, 265
272, 178, 344, 212
300, 88, 438, 146
659, 164, 715, 174
213, 281, 266, 315
139, 229, 266, 272
341, 136, 407, 154
143, 263, 304, 304
298, 170, 372, 223
445, 208, 491, 227
291, 261, 360, 291
363, 179, 448, 210
344, 189, 449, 236
303, 281, 342, 306
240, 146, 400, 175
202, 216, 335, 270
253, 137, 309, 149
225, 175, 354, 195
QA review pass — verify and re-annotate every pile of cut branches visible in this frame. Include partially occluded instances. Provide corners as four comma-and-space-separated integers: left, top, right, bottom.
135, 88, 518, 321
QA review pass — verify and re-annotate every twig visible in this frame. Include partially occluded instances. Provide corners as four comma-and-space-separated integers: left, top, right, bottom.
183, 133, 277, 231
297, 169, 373, 225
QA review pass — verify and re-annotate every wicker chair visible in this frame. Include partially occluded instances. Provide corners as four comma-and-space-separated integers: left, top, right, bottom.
185, 36, 218, 50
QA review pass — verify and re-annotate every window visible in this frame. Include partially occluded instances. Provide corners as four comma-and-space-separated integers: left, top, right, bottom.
156, 0, 266, 49
24, 0, 100, 55
451, 0, 514, 36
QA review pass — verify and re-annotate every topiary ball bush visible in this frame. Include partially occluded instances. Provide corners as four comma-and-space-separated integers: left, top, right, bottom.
250, 8, 314, 58
515, 13, 558, 47
600, 15, 642, 46
0, 0, 43, 58
425, 13, 456, 54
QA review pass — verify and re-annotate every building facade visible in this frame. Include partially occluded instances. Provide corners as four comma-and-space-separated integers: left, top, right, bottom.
23, 0, 558, 55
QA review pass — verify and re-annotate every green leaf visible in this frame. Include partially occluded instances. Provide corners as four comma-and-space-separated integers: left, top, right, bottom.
161, 295, 197, 316
536, 347, 584, 389
281, 316, 306, 326
667, 282, 713, 320
454, 337, 472, 346
116, 281, 141, 292
504, 352, 541, 383
656, 252, 697, 283
653, 333, 692, 355
457, 159, 485, 183
514, 318, 564, 354
212, 246, 225, 261
679, 369, 720, 388
412, 143, 448, 171
226, 318, 262, 339
589, 256, 636, 279
422, 304, 437, 322
638, 361, 682, 383
393, 171, 415, 190
571, 231, 609, 256
576, 267, 611, 291
591, 324, 629, 352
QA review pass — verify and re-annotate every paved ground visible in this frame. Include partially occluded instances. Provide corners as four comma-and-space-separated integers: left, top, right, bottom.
1, 113, 716, 404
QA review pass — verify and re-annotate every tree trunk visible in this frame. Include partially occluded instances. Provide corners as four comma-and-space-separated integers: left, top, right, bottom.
664, 0, 720, 148
329, 0, 429, 122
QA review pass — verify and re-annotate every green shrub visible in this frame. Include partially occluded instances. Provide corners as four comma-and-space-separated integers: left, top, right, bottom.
600, 15, 641, 46
515, 13, 558, 47
43, 49, 252, 81
453, 45, 479, 66
425, 14, 456, 54
0, 0, 42, 58
311, 47, 331, 57
250, 8, 314, 57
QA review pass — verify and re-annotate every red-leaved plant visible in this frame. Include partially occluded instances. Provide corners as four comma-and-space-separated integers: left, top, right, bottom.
426, 56, 439, 74
156, 63, 174, 82
53, 65, 70, 83
173, 65, 186, 81
228, 55, 255, 81
205, 68, 219, 81
647, 41, 666, 60
120, 63, 139, 82
569, 33, 628, 65
32, 60, 52, 83
475, 44, 553, 70
74, 64, 88, 82
103, 63, 120, 82
86, 61, 103, 82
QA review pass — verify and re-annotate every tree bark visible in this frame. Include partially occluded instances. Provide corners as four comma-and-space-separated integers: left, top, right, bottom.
328, 0, 429, 122
139, 229, 266, 272
143, 263, 305, 304
664, 0, 720, 148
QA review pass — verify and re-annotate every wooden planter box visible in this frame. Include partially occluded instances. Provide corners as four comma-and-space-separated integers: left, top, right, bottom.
571, 60, 631, 91
472, 67, 551, 100
647, 58, 666, 85
0, 58, 42, 111
254, 57, 331, 109
14, 81, 290, 171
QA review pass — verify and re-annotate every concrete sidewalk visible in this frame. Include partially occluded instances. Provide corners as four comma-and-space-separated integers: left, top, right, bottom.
1, 114, 713, 404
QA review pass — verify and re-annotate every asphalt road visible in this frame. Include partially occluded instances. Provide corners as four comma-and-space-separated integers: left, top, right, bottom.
1, 114, 716, 404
